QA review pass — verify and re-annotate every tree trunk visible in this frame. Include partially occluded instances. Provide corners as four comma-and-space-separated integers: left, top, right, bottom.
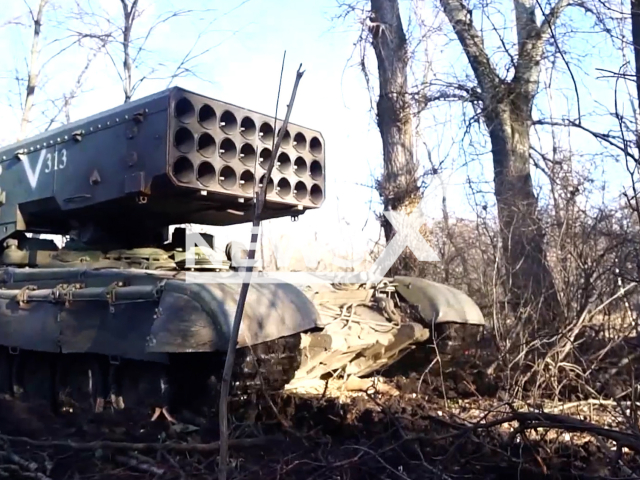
120, 0, 138, 103
631, 0, 640, 149
369, 0, 421, 242
627, 0, 640, 242
485, 96, 561, 323
19, 0, 49, 140
439, 0, 570, 325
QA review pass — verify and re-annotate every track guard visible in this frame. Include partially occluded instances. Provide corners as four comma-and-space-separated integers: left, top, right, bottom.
146, 280, 320, 352
393, 276, 484, 326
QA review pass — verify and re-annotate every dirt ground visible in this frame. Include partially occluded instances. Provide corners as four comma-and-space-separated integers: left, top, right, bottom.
1, 352, 639, 480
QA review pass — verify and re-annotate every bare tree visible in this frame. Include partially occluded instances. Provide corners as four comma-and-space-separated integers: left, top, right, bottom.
1, 0, 107, 142
18, 0, 48, 139
562, 0, 640, 271
368, 0, 422, 241
74, 0, 249, 104
336, 0, 568, 321
336, 0, 423, 243
434, 0, 577, 324
631, 0, 640, 162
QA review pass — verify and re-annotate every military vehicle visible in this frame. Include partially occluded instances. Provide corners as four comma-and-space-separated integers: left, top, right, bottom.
0, 86, 484, 421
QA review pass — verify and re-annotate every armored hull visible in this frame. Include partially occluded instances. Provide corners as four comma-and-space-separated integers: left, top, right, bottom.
0, 238, 485, 419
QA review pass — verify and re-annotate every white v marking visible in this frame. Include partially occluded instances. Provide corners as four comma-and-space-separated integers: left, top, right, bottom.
22, 149, 47, 190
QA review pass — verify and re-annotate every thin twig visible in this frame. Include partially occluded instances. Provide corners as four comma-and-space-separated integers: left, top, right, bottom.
217, 63, 305, 480
113, 454, 165, 475
0, 434, 278, 453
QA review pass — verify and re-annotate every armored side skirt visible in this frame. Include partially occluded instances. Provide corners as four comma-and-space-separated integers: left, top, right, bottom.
0, 267, 319, 360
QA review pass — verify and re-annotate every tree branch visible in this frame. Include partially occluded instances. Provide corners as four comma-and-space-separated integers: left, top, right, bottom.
540, 0, 573, 40
512, 0, 574, 102
439, 0, 501, 97
0, 434, 278, 453
19, 0, 49, 140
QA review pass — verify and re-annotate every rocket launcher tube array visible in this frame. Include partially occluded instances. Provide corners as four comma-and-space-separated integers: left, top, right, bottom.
0, 86, 326, 240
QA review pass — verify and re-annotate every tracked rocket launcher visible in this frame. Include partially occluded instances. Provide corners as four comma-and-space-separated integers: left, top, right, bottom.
0, 86, 484, 419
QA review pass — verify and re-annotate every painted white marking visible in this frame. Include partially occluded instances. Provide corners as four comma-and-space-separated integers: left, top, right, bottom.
22, 147, 67, 189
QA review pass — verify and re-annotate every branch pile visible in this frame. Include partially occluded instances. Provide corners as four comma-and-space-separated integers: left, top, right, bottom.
0, 390, 638, 479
